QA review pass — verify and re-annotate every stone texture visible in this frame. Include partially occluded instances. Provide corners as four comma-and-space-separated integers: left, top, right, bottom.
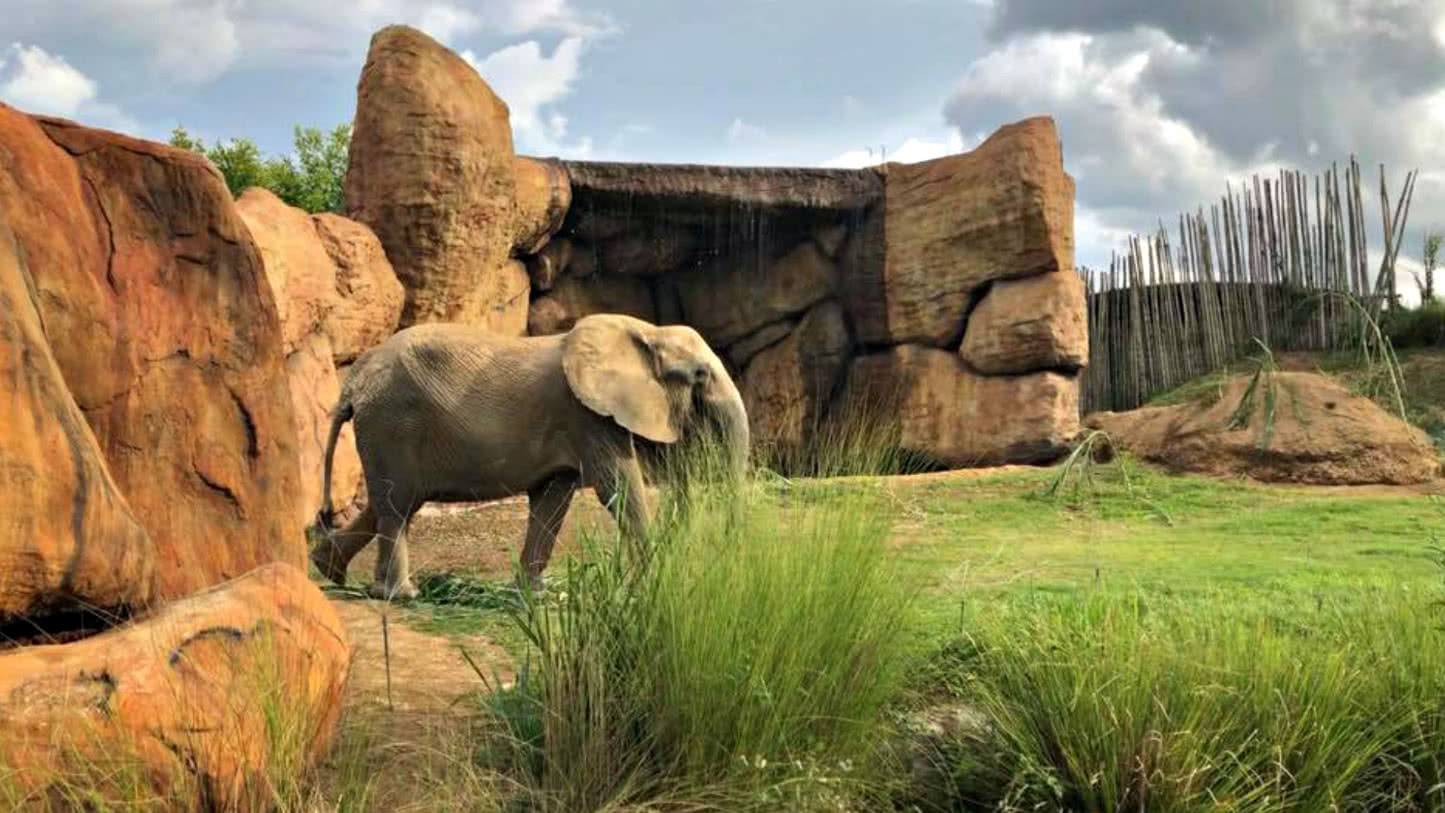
847, 116, 1075, 347
814, 222, 848, 258
727, 319, 796, 369
488, 259, 531, 337
0, 563, 350, 810
0, 219, 155, 622
311, 212, 405, 363
343, 24, 518, 329
676, 239, 838, 346
597, 228, 698, 275
0, 105, 304, 604
961, 269, 1087, 375
235, 187, 336, 353
527, 236, 572, 292
527, 272, 655, 335
843, 345, 1078, 466
741, 300, 851, 451
287, 333, 364, 529
512, 155, 571, 255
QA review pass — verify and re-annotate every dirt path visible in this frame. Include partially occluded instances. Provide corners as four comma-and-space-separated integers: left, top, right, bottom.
330, 597, 514, 712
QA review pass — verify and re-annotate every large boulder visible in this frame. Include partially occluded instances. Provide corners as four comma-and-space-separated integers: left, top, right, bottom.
741, 300, 851, 453
843, 345, 1078, 466
488, 259, 532, 337
0, 563, 350, 810
846, 116, 1075, 347
676, 239, 838, 346
0, 218, 154, 622
287, 333, 364, 528
512, 155, 571, 255
960, 269, 1087, 374
0, 105, 304, 603
344, 24, 521, 331
727, 318, 797, 369
235, 187, 336, 351
311, 212, 405, 363
236, 189, 369, 527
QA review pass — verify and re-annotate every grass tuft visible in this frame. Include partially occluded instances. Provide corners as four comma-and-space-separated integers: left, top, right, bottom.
486, 435, 920, 810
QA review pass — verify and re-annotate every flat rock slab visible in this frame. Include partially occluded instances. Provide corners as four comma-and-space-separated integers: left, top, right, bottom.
0, 562, 350, 810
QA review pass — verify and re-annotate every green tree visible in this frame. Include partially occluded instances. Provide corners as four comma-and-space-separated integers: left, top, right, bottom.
167, 122, 352, 214
1418, 228, 1441, 304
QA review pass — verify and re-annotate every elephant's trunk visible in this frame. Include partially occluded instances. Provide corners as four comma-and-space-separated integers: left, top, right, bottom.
710, 374, 751, 484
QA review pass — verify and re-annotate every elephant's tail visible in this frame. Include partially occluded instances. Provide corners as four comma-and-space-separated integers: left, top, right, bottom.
316, 399, 355, 532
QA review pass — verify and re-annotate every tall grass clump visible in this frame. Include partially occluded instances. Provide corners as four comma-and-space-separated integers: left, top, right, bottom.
1308, 291, 1411, 420
490, 434, 919, 810
929, 585, 1445, 812
759, 384, 936, 479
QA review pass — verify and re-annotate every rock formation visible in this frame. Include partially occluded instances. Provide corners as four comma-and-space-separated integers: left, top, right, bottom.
235, 187, 377, 528
849, 117, 1076, 348
524, 116, 1083, 469
0, 217, 155, 620
0, 103, 349, 807
961, 268, 1087, 375
0, 563, 350, 810
343, 25, 568, 336
334, 27, 1083, 472
844, 345, 1080, 467
0, 104, 304, 603
311, 211, 406, 363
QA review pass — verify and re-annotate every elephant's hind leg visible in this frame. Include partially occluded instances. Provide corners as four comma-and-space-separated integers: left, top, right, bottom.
368, 497, 421, 602
310, 504, 377, 586
519, 472, 581, 590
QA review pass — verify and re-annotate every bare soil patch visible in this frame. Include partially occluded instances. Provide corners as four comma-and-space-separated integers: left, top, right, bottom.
330, 597, 513, 712
1086, 371, 1442, 486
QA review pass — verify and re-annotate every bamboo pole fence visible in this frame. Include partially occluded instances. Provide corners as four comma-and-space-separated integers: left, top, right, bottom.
1079, 158, 1419, 415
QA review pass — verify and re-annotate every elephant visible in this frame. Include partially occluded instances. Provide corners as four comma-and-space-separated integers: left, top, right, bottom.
308, 312, 751, 601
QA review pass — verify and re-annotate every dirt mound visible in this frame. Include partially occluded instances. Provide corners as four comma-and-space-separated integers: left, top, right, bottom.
1085, 371, 1442, 485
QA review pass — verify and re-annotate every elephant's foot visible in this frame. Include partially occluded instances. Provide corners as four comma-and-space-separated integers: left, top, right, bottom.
309, 544, 350, 587
365, 579, 418, 602
511, 570, 548, 599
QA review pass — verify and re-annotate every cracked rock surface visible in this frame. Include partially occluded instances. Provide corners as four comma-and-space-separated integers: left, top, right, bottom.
0, 562, 350, 810
0, 102, 305, 609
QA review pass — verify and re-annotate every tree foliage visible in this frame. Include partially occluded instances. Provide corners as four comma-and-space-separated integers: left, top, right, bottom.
168, 123, 352, 214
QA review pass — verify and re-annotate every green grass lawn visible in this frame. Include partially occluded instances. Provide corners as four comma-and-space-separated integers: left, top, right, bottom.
379, 458, 1444, 811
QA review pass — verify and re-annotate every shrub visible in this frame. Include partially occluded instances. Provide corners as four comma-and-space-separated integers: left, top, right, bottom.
1383, 300, 1445, 350
169, 123, 352, 214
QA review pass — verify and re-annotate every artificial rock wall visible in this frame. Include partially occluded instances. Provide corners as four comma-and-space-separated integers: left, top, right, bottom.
342, 24, 1085, 471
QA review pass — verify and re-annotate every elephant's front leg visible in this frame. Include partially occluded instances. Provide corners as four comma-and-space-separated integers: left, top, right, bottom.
591, 453, 651, 545
369, 507, 419, 601
518, 472, 581, 591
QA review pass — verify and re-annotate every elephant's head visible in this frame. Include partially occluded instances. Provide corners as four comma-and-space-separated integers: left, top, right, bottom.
561, 313, 750, 482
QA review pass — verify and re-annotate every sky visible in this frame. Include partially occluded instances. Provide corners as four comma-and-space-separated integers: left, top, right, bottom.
1, 0, 1442, 302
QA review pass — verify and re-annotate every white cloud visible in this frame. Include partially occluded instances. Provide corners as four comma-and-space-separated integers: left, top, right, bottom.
148, 0, 239, 83
0, 43, 141, 133
943, 30, 1293, 266
3, 0, 612, 84
464, 36, 593, 157
726, 117, 766, 143
2, 42, 95, 113
818, 131, 966, 168
841, 94, 865, 118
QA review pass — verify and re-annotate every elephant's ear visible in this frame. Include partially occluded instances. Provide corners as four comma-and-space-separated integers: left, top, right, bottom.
562, 314, 680, 444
